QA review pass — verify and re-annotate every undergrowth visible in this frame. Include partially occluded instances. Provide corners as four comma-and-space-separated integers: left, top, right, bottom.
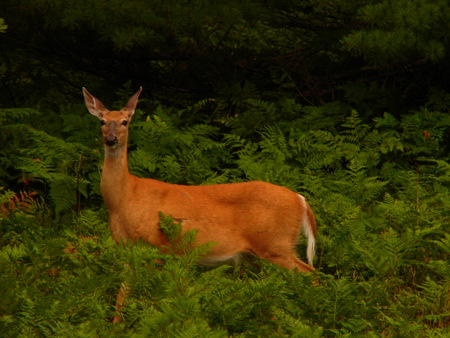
0, 97, 448, 336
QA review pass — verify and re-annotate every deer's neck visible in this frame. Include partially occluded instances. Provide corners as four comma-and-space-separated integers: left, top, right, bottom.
101, 145, 131, 209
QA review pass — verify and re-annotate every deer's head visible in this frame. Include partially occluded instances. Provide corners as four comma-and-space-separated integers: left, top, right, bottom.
83, 87, 142, 149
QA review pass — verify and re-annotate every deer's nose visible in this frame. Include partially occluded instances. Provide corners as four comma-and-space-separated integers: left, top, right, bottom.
105, 135, 118, 146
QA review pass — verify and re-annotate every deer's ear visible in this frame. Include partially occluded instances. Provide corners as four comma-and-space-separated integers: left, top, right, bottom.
122, 87, 143, 117
82, 88, 108, 118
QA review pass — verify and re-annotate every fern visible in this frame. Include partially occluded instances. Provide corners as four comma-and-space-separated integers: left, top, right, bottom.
341, 110, 370, 143
158, 211, 215, 266
129, 110, 226, 184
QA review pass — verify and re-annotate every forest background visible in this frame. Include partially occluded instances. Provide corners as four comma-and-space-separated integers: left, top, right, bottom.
0, 0, 449, 336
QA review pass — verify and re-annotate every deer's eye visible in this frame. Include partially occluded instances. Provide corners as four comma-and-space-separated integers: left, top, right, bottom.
121, 120, 128, 126
100, 120, 106, 126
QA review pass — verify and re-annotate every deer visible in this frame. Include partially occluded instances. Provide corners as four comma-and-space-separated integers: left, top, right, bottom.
82, 87, 318, 323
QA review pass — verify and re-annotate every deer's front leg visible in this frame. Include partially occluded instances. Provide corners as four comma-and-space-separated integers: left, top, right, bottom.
112, 281, 129, 324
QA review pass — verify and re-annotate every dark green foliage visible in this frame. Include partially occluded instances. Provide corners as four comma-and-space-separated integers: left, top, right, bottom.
2, 0, 450, 114
0, 106, 101, 220
342, 0, 449, 64
0, 18, 6, 33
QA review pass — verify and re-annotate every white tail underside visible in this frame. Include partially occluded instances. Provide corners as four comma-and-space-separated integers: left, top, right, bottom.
298, 194, 316, 267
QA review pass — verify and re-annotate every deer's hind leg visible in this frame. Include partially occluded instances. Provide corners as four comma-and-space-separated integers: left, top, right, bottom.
259, 251, 314, 272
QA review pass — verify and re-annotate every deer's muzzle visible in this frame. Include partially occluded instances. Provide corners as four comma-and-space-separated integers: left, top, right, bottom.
105, 135, 118, 146
105, 121, 118, 146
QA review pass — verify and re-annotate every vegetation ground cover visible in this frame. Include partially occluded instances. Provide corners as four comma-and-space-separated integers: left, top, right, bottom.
1, 101, 448, 336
